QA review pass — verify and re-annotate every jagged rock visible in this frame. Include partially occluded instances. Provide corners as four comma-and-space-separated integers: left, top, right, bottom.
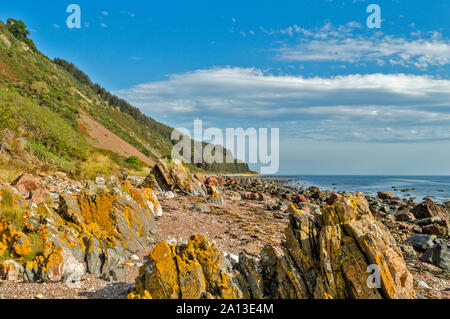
59, 185, 159, 256
2, 181, 160, 284
11, 174, 50, 205
411, 200, 448, 223
85, 238, 103, 275
123, 182, 163, 217
102, 247, 125, 275
207, 185, 225, 205
128, 194, 416, 299
140, 174, 161, 191
128, 235, 243, 299
103, 267, 126, 282
12, 231, 32, 257
149, 159, 205, 196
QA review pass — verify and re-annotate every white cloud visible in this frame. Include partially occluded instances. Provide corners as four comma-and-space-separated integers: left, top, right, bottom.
261, 22, 450, 68
117, 67, 450, 143
100, 23, 108, 28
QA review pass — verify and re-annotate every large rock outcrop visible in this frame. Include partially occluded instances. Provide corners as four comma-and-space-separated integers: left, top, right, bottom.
142, 159, 205, 196
128, 194, 416, 299
1, 182, 161, 283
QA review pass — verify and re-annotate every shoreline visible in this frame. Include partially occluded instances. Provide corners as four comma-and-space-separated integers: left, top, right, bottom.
0, 170, 449, 299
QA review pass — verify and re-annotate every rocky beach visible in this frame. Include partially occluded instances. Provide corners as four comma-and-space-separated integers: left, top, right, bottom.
0, 159, 448, 299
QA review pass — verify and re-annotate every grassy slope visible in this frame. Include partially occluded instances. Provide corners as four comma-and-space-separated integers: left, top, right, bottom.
0, 20, 250, 180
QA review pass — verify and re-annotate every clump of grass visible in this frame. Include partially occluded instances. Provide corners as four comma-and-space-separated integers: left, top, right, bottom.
0, 168, 19, 183
0, 248, 11, 261
0, 188, 23, 229
23, 232, 43, 262
78, 152, 117, 180
128, 166, 151, 177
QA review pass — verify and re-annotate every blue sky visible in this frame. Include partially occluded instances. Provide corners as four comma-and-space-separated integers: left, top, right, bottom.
2, 0, 450, 174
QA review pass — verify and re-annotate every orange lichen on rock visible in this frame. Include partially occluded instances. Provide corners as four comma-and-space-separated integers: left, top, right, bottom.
0, 219, 17, 249
12, 231, 32, 257
128, 194, 416, 300
149, 159, 205, 196
128, 235, 243, 299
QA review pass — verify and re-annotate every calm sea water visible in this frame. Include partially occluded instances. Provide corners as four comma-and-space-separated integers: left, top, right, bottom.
270, 175, 450, 203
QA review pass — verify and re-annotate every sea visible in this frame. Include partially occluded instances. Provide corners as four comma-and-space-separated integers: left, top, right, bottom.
269, 175, 450, 204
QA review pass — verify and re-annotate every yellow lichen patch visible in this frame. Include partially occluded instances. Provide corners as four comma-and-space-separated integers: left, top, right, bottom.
41, 246, 64, 274
143, 241, 180, 299
322, 193, 369, 226
139, 188, 161, 215
12, 231, 32, 257
176, 252, 207, 299
0, 219, 17, 253
77, 193, 119, 247
339, 236, 382, 299
184, 235, 241, 299
0, 242, 7, 257
121, 181, 134, 195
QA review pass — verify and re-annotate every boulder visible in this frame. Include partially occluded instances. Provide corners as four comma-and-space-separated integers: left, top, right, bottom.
411, 200, 447, 222
11, 174, 49, 205
395, 211, 416, 222
378, 191, 395, 200
420, 242, 450, 272
189, 204, 211, 213
293, 194, 310, 204
422, 224, 448, 237
228, 191, 242, 201
149, 159, 205, 196
405, 234, 436, 252
128, 235, 243, 299
12, 231, 32, 257
207, 185, 225, 205
242, 192, 264, 201
0, 260, 23, 282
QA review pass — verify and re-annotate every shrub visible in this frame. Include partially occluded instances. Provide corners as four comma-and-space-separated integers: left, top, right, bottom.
125, 156, 140, 169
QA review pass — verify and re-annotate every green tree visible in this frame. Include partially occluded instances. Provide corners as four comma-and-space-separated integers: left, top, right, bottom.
7, 18, 37, 51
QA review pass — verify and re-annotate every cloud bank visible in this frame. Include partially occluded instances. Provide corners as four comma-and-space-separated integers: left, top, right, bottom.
117, 67, 450, 143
